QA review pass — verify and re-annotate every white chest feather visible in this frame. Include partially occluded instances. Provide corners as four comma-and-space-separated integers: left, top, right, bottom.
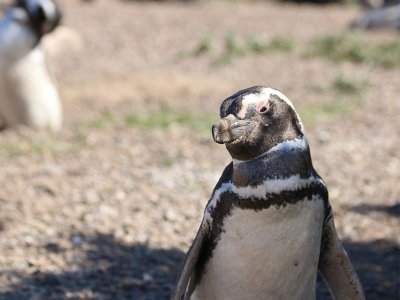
192, 198, 325, 300
0, 48, 61, 131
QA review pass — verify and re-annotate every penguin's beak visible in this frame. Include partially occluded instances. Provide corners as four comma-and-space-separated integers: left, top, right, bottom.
212, 114, 254, 144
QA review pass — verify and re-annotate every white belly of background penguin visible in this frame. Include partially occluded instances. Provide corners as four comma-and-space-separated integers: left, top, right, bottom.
0, 0, 62, 131
172, 87, 365, 300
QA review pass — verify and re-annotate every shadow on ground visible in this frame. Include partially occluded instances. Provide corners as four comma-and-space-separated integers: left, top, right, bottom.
318, 202, 400, 300
0, 234, 398, 300
0, 233, 184, 300
317, 239, 400, 300
349, 203, 400, 218
317, 203, 400, 300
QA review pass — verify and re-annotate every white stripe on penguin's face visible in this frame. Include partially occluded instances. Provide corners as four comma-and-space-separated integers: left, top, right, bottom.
237, 88, 272, 119
237, 87, 305, 133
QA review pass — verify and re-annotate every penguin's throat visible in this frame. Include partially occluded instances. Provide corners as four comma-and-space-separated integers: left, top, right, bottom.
232, 145, 313, 187
232, 156, 267, 187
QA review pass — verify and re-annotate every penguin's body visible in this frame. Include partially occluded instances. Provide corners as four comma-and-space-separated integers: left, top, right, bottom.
172, 87, 365, 300
192, 171, 327, 300
0, 0, 62, 131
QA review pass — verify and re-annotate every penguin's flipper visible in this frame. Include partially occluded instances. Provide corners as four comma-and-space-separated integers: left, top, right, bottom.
171, 220, 209, 300
318, 216, 365, 300
172, 163, 233, 300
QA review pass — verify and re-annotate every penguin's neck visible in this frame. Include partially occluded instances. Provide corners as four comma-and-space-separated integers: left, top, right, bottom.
232, 144, 313, 187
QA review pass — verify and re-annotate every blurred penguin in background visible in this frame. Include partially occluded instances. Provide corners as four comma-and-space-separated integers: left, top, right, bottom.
0, 0, 62, 131
352, 0, 400, 30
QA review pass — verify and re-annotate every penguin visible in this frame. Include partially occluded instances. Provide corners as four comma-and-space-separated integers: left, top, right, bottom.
172, 86, 365, 300
0, 0, 62, 131
351, 2, 400, 30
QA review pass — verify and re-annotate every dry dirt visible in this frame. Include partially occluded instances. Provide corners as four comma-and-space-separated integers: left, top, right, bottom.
0, 0, 399, 299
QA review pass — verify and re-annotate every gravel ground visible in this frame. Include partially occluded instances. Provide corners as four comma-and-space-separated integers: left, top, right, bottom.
0, 0, 399, 299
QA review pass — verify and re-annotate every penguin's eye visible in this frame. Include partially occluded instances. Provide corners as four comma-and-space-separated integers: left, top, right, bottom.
256, 103, 270, 115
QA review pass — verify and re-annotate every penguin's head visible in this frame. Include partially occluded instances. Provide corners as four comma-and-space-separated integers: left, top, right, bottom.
212, 86, 305, 161
14, 0, 62, 41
